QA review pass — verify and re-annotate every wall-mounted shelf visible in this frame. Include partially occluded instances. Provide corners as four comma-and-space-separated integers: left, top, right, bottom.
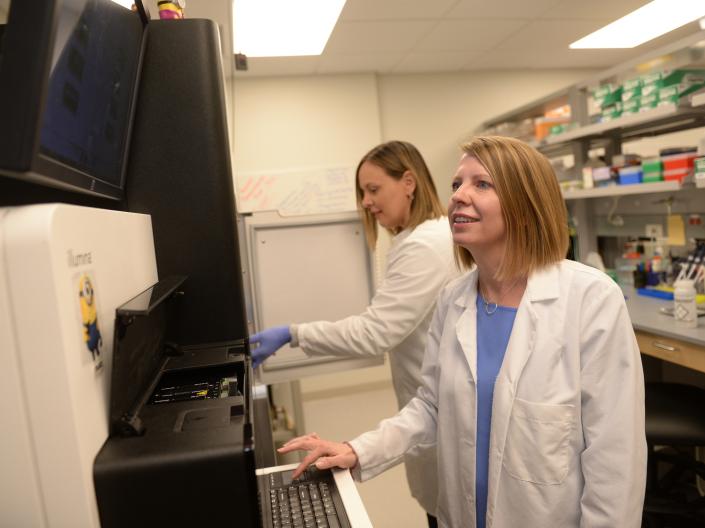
479, 30, 705, 170
535, 103, 705, 155
479, 29, 705, 263
546, 105, 679, 143
562, 180, 681, 200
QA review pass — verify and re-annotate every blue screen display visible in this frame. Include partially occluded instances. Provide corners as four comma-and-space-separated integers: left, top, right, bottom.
39, 0, 143, 189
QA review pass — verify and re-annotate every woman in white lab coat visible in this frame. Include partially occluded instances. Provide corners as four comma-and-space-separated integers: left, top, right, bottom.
278, 136, 647, 528
250, 140, 457, 527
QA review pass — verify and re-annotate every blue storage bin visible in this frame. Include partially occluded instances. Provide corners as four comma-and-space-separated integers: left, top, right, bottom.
618, 166, 643, 185
637, 287, 674, 300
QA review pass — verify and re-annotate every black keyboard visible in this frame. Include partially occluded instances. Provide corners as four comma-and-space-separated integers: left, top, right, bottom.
262, 467, 349, 528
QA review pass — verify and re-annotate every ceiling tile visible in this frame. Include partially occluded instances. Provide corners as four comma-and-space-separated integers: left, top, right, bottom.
233, 56, 320, 77
339, 0, 458, 21
416, 19, 528, 51
447, 0, 564, 19
393, 51, 484, 73
465, 48, 635, 70
624, 21, 705, 57
545, 0, 650, 20
317, 52, 405, 73
467, 22, 705, 71
188, 0, 705, 77
324, 20, 437, 53
496, 19, 611, 50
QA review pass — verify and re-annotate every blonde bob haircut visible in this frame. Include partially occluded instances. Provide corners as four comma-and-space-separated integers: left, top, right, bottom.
356, 140, 445, 249
454, 136, 569, 280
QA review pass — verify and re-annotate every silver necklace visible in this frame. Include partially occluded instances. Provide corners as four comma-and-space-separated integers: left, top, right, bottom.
479, 278, 522, 315
480, 294, 499, 315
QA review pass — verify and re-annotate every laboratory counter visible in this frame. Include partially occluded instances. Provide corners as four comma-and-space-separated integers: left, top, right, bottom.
622, 287, 705, 374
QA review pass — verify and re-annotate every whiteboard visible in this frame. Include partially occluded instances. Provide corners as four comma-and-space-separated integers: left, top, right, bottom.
245, 211, 384, 384
236, 166, 357, 216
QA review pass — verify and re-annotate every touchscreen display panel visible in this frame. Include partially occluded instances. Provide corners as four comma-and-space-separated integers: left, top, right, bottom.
38, 0, 143, 190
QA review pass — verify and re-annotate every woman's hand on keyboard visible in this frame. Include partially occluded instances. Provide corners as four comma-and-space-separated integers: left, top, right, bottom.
278, 433, 358, 480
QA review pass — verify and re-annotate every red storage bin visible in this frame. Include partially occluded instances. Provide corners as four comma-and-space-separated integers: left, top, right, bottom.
661, 151, 698, 182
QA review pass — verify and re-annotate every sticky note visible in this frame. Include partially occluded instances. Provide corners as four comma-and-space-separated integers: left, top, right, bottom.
667, 214, 686, 246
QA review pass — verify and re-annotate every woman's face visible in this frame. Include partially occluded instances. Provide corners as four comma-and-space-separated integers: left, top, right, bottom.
448, 154, 506, 254
358, 161, 414, 231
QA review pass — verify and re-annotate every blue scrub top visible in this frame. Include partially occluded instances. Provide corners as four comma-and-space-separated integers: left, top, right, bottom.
475, 295, 517, 528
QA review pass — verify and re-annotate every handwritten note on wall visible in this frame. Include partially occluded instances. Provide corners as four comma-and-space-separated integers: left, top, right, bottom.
236, 167, 357, 216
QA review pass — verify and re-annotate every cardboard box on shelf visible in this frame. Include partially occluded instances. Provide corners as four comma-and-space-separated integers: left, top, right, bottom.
534, 116, 570, 141
622, 87, 642, 102
661, 69, 705, 88
601, 101, 623, 121
622, 97, 641, 114
658, 82, 705, 105
624, 77, 643, 91
695, 157, 705, 187
592, 166, 613, 186
640, 92, 659, 110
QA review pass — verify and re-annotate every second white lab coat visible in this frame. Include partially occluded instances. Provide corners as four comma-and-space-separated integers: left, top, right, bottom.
291, 217, 457, 514
349, 260, 647, 528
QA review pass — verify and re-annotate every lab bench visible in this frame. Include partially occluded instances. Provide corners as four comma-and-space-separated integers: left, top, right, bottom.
623, 287, 705, 373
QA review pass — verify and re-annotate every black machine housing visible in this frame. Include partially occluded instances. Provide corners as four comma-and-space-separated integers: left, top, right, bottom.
92, 17, 262, 528
93, 276, 260, 527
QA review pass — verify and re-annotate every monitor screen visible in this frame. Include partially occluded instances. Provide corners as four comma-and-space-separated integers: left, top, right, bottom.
38, 0, 143, 192
0, 0, 145, 200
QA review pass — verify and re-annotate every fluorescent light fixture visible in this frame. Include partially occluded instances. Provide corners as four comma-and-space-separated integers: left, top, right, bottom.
570, 0, 705, 49
233, 0, 346, 57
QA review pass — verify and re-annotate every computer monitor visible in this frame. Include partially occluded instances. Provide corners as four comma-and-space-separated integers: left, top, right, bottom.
0, 0, 146, 200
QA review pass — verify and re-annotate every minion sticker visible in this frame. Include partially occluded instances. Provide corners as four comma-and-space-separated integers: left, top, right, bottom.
78, 273, 102, 363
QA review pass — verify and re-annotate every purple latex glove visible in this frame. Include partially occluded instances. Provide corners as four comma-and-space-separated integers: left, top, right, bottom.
250, 326, 291, 368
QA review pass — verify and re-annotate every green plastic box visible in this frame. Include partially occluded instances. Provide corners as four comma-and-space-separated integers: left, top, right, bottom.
661, 69, 705, 88
642, 156, 663, 183
600, 87, 624, 108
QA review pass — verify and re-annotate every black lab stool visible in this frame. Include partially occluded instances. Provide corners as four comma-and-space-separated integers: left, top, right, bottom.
643, 382, 705, 528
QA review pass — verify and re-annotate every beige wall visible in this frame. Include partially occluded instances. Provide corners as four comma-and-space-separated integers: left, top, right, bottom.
232, 73, 382, 173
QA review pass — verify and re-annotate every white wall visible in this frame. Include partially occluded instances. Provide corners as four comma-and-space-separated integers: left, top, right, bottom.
232, 73, 382, 172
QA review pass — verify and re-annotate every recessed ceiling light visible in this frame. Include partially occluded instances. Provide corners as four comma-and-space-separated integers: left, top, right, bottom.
233, 0, 346, 57
570, 0, 705, 49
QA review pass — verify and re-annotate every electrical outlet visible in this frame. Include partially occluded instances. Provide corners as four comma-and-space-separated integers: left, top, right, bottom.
645, 224, 663, 238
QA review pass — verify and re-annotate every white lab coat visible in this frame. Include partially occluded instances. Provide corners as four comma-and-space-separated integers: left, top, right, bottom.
349, 260, 647, 528
291, 217, 457, 514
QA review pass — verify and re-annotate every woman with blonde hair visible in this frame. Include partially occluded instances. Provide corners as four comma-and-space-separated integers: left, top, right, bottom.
251, 140, 457, 527
278, 136, 647, 528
